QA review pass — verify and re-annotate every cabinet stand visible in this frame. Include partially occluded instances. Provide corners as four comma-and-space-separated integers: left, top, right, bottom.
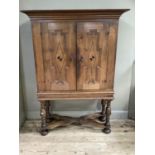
40, 99, 112, 135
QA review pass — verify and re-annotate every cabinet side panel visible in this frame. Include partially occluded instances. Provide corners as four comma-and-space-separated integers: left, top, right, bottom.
32, 22, 45, 91
106, 22, 118, 89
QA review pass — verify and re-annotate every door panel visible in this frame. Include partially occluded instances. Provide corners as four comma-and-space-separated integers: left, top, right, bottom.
33, 22, 76, 91
77, 22, 117, 90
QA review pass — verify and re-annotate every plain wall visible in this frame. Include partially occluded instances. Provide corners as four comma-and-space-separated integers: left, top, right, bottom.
19, 74, 26, 127
128, 62, 135, 119
19, 0, 135, 119
19, 55, 26, 127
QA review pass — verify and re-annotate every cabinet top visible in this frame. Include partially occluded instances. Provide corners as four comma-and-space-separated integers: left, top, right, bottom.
21, 9, 129, 20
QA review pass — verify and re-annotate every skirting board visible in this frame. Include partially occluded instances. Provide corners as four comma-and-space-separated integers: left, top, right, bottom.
26, 110, 128, 120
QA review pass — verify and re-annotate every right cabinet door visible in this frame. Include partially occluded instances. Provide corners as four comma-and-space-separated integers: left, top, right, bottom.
77, 22, 118, 91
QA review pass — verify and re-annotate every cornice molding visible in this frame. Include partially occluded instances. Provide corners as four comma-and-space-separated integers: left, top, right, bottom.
21, 9, 129, 20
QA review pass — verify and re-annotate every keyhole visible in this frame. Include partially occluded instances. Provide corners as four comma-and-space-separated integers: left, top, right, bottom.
90, 56, 95, 61
57, 56, 63, 61
80, 56, 84, 62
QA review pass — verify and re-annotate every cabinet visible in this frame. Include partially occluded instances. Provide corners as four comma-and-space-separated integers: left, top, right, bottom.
22, 9, 129, 135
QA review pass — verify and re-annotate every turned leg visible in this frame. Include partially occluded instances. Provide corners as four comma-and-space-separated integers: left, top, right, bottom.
103, 100, 112, 134
98, 99, 106, 122
40, 101, 48, 136
46, 101, 51, 123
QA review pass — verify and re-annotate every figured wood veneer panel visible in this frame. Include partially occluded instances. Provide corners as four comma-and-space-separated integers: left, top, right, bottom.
41, 22, 76, 91
32, 20, 118, 92
77, 21, 118, 90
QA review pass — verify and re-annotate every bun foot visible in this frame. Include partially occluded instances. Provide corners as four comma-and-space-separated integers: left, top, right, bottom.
40, 129, 48, 136
102, 128, 111, 134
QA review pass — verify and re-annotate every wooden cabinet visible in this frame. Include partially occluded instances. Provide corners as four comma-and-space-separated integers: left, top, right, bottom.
22, 9, 129, 135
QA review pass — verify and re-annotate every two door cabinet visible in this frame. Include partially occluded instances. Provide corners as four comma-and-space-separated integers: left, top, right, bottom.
22, 9, 129, 135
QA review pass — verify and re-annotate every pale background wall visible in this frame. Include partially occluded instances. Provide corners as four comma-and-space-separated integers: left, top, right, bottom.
19, 0, 135, 123
128, 62, 135, 119
19, 69, 25, 127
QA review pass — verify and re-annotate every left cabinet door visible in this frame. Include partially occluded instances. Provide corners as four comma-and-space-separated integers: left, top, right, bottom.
32, 22, 76, 91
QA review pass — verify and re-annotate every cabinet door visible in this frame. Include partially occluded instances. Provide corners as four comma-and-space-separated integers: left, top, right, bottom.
32, 22, 76, 91
77, 22, 117, 90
